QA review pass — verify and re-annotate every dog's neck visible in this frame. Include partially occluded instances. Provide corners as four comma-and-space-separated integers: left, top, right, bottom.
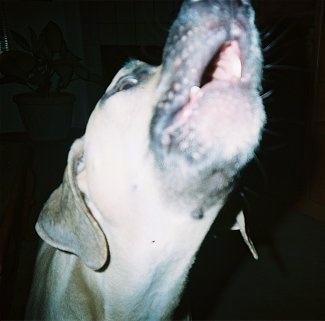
89, 200, 221, 321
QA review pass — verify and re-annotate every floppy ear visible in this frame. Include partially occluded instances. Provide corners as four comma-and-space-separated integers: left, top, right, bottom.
36, 138, 108, 270
231, 211, 258, 260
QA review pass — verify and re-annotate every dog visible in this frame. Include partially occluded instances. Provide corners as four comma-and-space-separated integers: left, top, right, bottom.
26, 0, 265, 320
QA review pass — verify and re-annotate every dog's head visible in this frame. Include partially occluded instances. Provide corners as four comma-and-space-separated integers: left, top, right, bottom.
36, 0, 265, 270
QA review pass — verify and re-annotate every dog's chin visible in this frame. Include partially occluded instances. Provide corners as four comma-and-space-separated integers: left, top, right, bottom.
161, 86, 263, 167
151, 91, 263, 198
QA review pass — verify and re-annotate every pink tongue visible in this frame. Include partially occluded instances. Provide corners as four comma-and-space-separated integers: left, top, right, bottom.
214, 41, 242, 80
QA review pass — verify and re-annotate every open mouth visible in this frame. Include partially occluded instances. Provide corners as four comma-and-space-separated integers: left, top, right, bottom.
181, 40, 242, 118
150, 0, 264, 169
158, 40, 244, 152
200, 40, 242, 86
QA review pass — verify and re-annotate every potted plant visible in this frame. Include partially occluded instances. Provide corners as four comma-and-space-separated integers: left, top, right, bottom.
0, 21, 102, 141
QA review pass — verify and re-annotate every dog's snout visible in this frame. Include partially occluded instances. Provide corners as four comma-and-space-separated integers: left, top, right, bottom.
186, 0, 251, 6
187, 0, 251, 5
151, 0, 264, 175
186, 0, 252, 17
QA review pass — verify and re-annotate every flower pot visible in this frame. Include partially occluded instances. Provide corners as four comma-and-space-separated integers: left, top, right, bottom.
14, 92, 75, 141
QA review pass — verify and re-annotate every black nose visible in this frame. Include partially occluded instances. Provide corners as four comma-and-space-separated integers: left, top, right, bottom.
187, 0, 251, 4
186, 0, 252, 13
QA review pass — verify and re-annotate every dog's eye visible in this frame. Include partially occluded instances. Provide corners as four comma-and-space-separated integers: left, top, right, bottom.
116, 76, 138, 92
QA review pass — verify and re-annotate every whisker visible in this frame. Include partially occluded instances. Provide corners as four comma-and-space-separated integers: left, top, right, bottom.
262, 127, 283, 137
265, 39, 300, 57
261, 90, 273, 100
262, 25, 294, 53
264, 64, 310, 73
241, 185, 260, 199
260, 17, 288, 40
251, 154, 269, 188
261, 143, 288, 152
239, 191, 251, 213
264, 51, 294, 68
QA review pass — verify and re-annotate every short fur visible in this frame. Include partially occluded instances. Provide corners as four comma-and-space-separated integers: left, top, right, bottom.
26, 1, 265, 320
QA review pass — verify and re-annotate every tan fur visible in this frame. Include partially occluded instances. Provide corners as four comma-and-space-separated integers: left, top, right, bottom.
26, 66, 226, 320
26, 1, 264, 319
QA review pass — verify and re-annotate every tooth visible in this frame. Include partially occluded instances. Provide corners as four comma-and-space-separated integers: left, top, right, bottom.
190, 86, 202, 100
229, 55, 242, 79
191, 86, 200, 94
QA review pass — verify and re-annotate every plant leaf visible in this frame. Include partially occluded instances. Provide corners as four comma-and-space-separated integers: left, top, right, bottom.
28, 71, 46, 87
10, 30, 31, 52
43, 21, 64, 53
54, 62, 73, 88
73, 63, 89, 80
29, 26, 39, 54
64, 51, 82, 63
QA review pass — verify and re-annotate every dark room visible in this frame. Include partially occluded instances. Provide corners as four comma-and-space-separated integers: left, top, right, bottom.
0, 1, 324, 320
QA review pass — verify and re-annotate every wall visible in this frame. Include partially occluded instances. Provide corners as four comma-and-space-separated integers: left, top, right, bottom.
0, 0, 182, 133
0, 1, 89, 132
79, 0, 181, 111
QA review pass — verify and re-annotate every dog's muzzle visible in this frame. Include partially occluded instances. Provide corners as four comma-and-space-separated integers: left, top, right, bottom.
150, 0, 264, 177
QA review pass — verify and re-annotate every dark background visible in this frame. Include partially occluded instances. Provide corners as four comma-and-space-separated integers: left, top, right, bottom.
0, 1, 324, 320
